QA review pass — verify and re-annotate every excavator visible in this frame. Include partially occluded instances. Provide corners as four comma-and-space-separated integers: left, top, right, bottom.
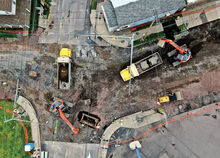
158, 38, 191, 66
50, 99, 79, 134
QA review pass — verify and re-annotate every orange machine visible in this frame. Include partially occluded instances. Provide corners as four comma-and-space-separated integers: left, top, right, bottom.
158, 38, 191, 63
50, 99, 79, 134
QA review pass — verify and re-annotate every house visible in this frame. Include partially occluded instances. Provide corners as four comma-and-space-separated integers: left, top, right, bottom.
0, 0, 31, 29
101, 0, 187, 32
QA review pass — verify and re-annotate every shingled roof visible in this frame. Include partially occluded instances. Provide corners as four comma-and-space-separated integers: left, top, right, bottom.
0, 0, 12, 12
102, 0, 186, 32
0, 0, 30, 28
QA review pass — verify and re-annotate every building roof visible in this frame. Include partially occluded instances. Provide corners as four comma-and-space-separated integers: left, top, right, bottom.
102, 0, 186, 31
102, 2, 117, 28
0, 0, 30, 28
97, 0, 104, 3
111, 0, 139, 8
0, 0, 12, 12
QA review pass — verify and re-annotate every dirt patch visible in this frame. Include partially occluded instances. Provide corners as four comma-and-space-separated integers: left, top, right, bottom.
200, 69, 220, 92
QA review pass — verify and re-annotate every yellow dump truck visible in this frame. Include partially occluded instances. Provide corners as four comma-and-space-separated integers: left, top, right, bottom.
57, 48, 72, 89
159, 90, 184, 103
120, 52, 163, 81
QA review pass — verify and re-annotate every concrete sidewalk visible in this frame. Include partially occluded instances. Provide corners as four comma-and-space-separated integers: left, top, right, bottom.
176, 1, 220, 29
17, 96, 41, 157
98, 110, 165, 158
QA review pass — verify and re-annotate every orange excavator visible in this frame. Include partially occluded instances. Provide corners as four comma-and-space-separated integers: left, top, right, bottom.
158, 38, 191, 66
50, 99, 79, 134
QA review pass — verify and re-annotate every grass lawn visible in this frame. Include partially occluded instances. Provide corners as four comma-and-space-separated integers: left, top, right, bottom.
134, 32, 166, 46
29, 0, 40, 35
91, 0, 97, 10
43, 0, 51, 18
0, 32, 17, 38
0, 100, 31, 158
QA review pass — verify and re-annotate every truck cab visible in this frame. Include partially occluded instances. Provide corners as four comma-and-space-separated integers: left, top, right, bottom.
120, 64, 139, 81
159, 90, 184, 103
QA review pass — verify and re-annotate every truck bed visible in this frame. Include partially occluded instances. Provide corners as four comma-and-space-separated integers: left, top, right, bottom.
57, 58, 71, 89
134, 52, 163, 75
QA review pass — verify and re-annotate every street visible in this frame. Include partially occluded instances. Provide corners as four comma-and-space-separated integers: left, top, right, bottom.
39, 0, 91, 44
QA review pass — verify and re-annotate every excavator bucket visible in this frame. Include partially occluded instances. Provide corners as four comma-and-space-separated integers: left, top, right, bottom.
157, 39, 165, 48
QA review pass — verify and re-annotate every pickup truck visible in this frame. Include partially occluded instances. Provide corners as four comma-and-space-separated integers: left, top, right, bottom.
120, 52, 163, 81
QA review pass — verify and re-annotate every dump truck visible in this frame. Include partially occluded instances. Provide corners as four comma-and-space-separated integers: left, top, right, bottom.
57, 48, 72, 89
120, 52, 163, 81
159, 90, 184, 104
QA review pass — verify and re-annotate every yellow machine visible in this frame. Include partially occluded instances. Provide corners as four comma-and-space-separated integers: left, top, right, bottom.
120, 52, 163, 82
159, 91, 184, 103
57, 48, 72, 89
120, 64, 139, 82
120, 68, 131, 82
59, 48, 71, 57
159, 96, 170, 103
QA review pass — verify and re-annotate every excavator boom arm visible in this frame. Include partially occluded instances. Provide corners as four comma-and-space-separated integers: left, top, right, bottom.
58, 109, 79, 134
159, 39, 185, 54
158, 38, 191, 63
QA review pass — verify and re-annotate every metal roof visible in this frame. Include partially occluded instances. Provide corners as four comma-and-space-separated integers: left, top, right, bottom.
102, 0, 186, 32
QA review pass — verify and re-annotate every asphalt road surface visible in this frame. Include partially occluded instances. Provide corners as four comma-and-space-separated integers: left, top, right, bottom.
39, 0, 91, 44
112, 103, 220, 158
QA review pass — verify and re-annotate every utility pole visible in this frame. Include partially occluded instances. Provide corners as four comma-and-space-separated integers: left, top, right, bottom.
129, 34, 134, 95
4, 78, 28, 123
73, 33, 132, 40
153, 8, 160, 24
12, 78, 19, 119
